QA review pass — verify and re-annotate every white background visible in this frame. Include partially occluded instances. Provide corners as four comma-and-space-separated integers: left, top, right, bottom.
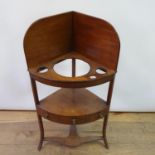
0, 0, 155, 111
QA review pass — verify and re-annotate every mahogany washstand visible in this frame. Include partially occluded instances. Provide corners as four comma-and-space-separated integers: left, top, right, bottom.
23, 11, 120, 150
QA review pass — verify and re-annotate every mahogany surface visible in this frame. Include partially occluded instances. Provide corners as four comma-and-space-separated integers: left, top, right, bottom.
24, 11, 120, 88
37, 88, 108, 124
29, 51, 115, 88
23, 11, 120, 150
24, 12, 72, 69
73, 12, 120, 70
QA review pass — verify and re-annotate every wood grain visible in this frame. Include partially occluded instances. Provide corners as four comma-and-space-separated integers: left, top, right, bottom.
0, 112, 155, 155
24, 11, 120, 88
23, 11, 121, 150
29, 51, 115, 88
37, 88, 108, 124
73, 12, 120, 71
24, 12, 73, 69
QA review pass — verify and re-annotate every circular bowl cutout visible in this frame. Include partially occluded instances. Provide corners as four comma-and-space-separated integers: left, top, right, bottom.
53, 58, 90, 77
37, 66, 48, 73
96, 68, 106, 75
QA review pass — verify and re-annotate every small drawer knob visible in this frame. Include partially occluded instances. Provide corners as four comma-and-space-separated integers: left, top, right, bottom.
72, 119, 76, 125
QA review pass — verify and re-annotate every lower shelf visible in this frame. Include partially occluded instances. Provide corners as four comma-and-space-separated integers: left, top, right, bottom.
37, 88, 108, 124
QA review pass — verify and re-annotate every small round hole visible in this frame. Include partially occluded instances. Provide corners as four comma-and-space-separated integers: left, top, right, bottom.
37, 66, 48, 73
89, 75, 96, 80
96, 68, 106, 74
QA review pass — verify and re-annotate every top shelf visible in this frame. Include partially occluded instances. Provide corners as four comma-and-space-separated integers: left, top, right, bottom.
29, 51, 115, 88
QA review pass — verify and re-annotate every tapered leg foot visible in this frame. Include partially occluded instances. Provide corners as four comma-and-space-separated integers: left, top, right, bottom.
38, 138, 44, 151
103, 136, 109, 149
102, 115, 109, 149
37, 115, 44, 151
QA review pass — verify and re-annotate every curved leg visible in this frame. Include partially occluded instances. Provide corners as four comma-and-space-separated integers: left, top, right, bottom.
37, 114, 44, 151
102, 79, 114, 149
30, 78, 44, 151
102, 115, 109, 149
